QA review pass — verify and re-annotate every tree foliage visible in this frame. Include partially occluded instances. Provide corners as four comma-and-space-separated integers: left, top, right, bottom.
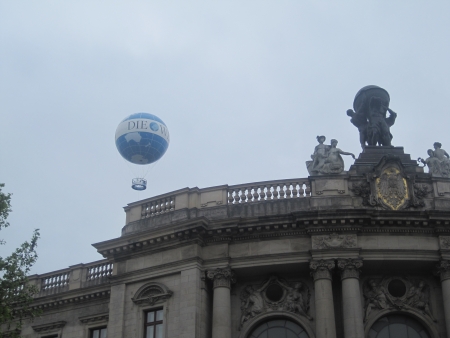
0, 184, 40, 338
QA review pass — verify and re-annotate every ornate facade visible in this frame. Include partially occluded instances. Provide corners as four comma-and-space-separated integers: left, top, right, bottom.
6, 87, 450, 338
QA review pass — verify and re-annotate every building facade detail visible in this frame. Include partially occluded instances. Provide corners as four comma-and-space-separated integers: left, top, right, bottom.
9, 86, 450, 338
363, 277, 436, 323
239, 276, 312, 328
131, 282, 173, 306
206, 267, 236, 289
312, 233, 357, 250
309, 260, 335, 281
337, 258, 362, 280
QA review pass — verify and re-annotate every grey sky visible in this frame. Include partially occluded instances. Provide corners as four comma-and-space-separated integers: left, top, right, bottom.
1, 1, 449, 274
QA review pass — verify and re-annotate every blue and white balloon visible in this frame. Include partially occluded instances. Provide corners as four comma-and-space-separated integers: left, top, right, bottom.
115, 113, 170, 165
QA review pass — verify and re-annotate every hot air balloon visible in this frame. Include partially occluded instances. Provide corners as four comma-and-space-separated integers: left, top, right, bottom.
115, 113, 170, 190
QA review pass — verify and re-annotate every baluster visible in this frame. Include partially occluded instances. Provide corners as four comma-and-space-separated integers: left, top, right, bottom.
253, 187, 260, 201
305, 181, 311, 196
141, 204, 147, 218
286, 183, 292, 198
266, 185, 272, 199
233, 189, 240, 203
292, 183, 298, 198
247, 187, 253, 202
240, 189, 247, 203
272, 185, 279, 199
279, 184, 286, 199
161, 199, 167, 213
228, 191, 234, 203
259, 186, 266, 200
298, 183, 305, 197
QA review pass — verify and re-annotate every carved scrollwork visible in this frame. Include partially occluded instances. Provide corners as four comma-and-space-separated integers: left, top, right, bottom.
239, 276, 312, 329
337, 258, 363, 280
131, 282, 173, 306
363, 277, 436, 322
350, 180, 372, 206
312, 233, 357, 250
206, 267, 236, 289
309, 259, 335, 281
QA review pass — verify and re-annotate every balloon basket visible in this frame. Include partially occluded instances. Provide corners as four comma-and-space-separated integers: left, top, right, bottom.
132, 178, 147, 191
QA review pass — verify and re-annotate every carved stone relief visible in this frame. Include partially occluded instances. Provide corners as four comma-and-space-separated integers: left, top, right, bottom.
206, 266, 236, 289
337, 258, 363, 280
239, 276, 312, 328
312, 233, 357, 250
309, 259, 335, 281
436, 260, 450, 282
131, 282, 173, 306
363, 277, 436, 323
351, 155, 424, 210
439, 237, 450, 250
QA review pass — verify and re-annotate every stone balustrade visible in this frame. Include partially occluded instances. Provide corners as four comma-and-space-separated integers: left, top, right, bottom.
29, 259, 113, 297
123, 178, 311, 224
228, 178, 311, 203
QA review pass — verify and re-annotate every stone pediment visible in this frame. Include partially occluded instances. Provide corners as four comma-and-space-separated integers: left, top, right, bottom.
131, 282, 173, 306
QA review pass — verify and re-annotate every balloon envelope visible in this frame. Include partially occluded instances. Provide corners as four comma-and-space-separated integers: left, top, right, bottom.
115, 113, 170, 165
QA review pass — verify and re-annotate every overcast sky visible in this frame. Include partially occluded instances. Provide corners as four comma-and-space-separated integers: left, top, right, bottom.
1, 1, 450, 274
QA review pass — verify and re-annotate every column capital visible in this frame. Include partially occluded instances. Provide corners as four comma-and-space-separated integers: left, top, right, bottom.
310, 259, 335, 281
337, 258, 363, 280
206, 267, 236, 289
437, 260, 450, 282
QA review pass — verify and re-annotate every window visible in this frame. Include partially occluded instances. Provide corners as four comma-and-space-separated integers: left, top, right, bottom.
90, 327, 107, 338
248, 319, 309, 338
144, 309, 163, 338
369, 315, 430, 338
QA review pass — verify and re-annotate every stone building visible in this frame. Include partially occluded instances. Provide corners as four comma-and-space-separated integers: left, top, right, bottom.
7, 87, 450, 338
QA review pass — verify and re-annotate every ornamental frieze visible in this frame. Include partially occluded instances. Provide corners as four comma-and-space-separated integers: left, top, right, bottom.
312, 233, 357, 250
239, 276, 312, 329
363, 276, 436, 322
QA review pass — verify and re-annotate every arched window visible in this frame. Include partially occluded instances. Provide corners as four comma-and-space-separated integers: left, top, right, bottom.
248, 319, 309, 338
369, 314, 430, 338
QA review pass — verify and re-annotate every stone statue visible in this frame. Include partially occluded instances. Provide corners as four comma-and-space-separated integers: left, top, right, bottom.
240, 277, 273, 326
306, 136, 330, 175
347, 85, 397, 149
405, 280, 436, 322
278, 280, 312, 320
419, 142, 450, 177
306, 137, 355, 175
319, 139, 355, 174
363, 279, 392, 322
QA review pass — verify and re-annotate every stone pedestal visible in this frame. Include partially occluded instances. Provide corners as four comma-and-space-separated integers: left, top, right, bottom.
206, 267, 236, 338
438, 260, 450, 336
310, 260, 336, 338
337, 259, 364, 338
350, 146, 421, 175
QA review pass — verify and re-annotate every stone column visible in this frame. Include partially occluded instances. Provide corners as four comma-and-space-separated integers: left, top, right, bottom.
206, 267, 236, 338
310, 260, 336, 338
437, 260, 450, 335
337, 258, 364, 338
